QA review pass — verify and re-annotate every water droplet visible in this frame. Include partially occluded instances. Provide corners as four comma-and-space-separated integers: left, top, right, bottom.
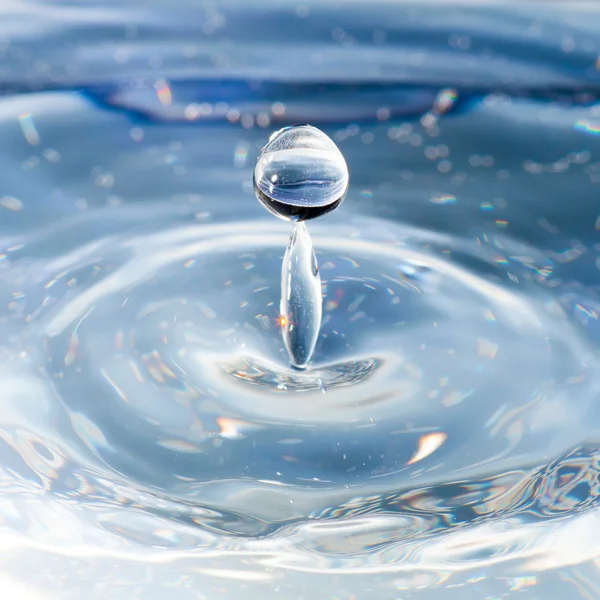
280, 222, 322, 368
253, 124, 349, 222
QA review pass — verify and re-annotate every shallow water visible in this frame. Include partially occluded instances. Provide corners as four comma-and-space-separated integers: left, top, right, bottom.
2, 1, 600, 598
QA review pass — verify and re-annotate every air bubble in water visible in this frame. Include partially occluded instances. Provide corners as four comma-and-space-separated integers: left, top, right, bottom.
254, 125, 349, 368
253, 124, 349, 222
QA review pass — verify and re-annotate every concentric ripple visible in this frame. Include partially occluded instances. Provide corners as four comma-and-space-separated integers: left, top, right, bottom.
0, 198, 600, 600
1, 211, 598, 541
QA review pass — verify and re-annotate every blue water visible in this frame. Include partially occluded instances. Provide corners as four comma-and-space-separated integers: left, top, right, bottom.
2, 1, 600, 598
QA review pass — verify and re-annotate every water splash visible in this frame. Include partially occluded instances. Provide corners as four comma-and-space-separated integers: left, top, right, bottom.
254, 124, 349, 367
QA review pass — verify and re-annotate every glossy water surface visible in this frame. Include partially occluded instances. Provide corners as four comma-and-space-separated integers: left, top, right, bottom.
2, 1, 600, 599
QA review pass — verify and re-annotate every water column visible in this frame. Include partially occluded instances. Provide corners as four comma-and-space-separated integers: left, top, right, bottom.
253, 125, 350, 368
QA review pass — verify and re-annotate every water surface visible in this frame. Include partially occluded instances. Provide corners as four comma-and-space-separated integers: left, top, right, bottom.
2, 1, 600, 598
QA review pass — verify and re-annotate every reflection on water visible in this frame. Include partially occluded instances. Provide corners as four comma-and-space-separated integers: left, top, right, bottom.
2, 1, 600, 598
